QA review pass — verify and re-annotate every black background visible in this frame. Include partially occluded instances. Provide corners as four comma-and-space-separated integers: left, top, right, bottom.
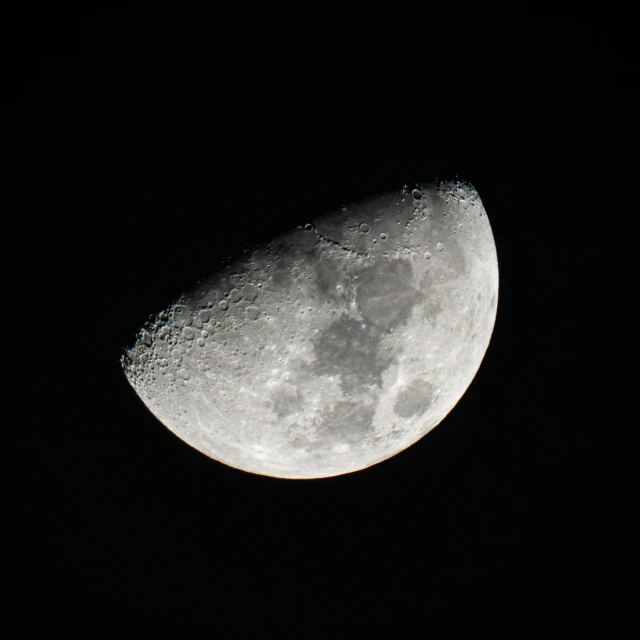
13, 22, 631, 634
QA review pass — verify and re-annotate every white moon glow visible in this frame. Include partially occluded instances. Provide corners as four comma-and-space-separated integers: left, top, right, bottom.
122, 181, 498, 478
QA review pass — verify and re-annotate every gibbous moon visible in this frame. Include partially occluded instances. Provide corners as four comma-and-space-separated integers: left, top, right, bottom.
122, 181, 498, 478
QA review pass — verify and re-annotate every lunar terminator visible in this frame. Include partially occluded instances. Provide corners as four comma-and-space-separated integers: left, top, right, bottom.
122, 181, 499, 478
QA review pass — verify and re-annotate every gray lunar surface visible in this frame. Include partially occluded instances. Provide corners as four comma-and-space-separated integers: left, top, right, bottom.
122, 181, 499, 478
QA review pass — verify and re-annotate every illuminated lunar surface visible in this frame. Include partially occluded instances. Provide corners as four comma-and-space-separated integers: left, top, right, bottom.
122, 181, 499, 478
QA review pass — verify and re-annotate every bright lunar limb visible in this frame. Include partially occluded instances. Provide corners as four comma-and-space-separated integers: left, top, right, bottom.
122, 181, 499, 479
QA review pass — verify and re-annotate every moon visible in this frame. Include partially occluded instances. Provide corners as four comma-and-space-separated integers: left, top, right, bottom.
122, 181, 499, 479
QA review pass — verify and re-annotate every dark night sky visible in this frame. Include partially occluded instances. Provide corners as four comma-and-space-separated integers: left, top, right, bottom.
13, 23, 631, 633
